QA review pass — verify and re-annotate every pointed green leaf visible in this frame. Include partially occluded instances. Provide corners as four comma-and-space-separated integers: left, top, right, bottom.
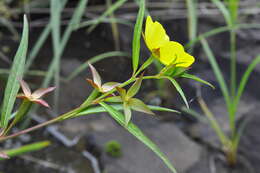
123, 102, 132, 125
162, 76, 189, 108
0, 141, 51, 160
234, 55, 260, 108
136, 56, 154, 74
99, 102, 177, 173
181, 73, 215, 89
127, 74, 143, 98
1, 15, 29, 128
169, 67, 188, 77
132, 0, 145, 74
70, 104, 180, 119
105, 96, 122, 103
116, 87, 127, 100
129, 98, 154, 115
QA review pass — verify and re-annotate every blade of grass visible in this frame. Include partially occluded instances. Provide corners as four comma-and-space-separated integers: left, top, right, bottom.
87, 0, 127, 33
0, 141, 50, 160
228, 0, 240, 23
66, 51, 130, 81
234, 55, 260, 109
233, 113, 253, 152
76, 18, 132, 30
25, 0, 68, 71
133, 0, 149, 15
50, 0, 62, 111
181, 106, 208, 124
0, 69, 47, 77
107, 0, 120, 50
1, 15, 29, 128
132, 0, 145, 74
161, 76, 189, 108
186, 23, 260, 48
211, 0, 232, 26
200, 38, 231, 111
197, 97, 229, 146
41, 0, 88, 112
0, 18, 19, 40
185, 0, 198, 50
42, 0, 88, 88
99, 102, 178, 173
70, 104, 180, 119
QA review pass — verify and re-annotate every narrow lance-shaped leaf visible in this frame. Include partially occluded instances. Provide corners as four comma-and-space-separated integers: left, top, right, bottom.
162, 76, 189, 108
132, 0, 145, 74
1, 15, 29, 128
70, 104, 180, 119
127, 74, 143, 98
0, 141, 51, 160
234, 55, 260, 108
200, 38, 231, 111
128, 98, 154, 115
99, 102, 178, 173
181, 73, 215, 89
123, 102, 132, 125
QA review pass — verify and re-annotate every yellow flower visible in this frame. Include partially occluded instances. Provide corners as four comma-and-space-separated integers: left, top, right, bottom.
144, 16, 195, 67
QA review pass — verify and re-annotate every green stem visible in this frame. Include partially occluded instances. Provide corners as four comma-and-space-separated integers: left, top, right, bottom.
198, 97, 230, 146
0, 107, 81, 142
230, 28, 237, 99
3, 100, 32, 135
0, 74, 161, 142
230, 28, 237, 137
133, 56, 154, 77
0, 89, 100, 142
81, 89, 100, 107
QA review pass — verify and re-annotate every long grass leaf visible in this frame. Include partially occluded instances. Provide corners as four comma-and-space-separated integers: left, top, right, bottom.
42, 0, 88, 88
200, 38, 231, 111
99, 102, 178, 173
25, 0, 68, 71
1, 15, 29, 128
185, 0, 198, 43
50, 0, 62, 111
66, 51, 129, 81
211, 0, 232, 26
186, 23, 260, 48
234, 55, 260, 108
132, 0, 145, 74
70, 104, 180, 119
181, 73, 215, 89
0, 141, 50, 160
76, 18, 132, 30
87, 0, 127, 33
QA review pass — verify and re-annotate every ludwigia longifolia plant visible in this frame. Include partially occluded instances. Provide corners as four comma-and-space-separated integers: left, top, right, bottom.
184, 0, 260, 166
0, 2, 212, 172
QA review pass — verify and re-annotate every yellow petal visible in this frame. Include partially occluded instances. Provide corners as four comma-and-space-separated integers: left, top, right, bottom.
159, 41, 184, 65
159, 41, 195, 67
144, 16, 169, 51
175, 52, 195, 68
